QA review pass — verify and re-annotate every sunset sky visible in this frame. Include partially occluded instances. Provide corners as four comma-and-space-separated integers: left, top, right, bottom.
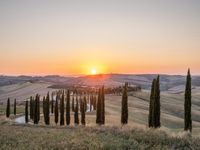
0, 0, 200, 76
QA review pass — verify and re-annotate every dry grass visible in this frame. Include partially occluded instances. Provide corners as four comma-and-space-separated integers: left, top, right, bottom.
0, 122, 200, 150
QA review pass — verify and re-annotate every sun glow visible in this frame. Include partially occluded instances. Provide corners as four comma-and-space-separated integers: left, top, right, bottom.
91, 68, 97, 75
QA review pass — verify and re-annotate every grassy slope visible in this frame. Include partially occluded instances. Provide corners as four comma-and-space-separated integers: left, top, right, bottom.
1, 84, 200, 149
0, 123, 200, 150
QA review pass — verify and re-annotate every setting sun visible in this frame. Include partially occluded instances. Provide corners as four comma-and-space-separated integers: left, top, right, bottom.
91, 68, 97, 75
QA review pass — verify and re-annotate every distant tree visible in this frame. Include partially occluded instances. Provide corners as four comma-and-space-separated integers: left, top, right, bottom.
151, 75, 161, 128
184, 69, 192, 132
25, 100, 29, 123
32, 97, 35, 121
30, 96, 33, 120
93, 95, 97, 110
6, 98, 10, 118
14, 99, 16, 115
96, 88, 102, 125
45, 92, 50, 125
60, 91, 64, 126
101, 86, 105, 124
121, 82, 128, 125
148, 79, 156, 128
81, 97, 86, 125
37, 95, 40, 122
66, 90, 70, 125
74, 96, 79, 125
89, 95, 92, 112
42, 96, 45, 122
34, 94, 40, 124
51, 92, 54, 114
155, 75, 161, 128
55, 95, 59, 125
72, 96, 75, 112
84, 94, 87, 112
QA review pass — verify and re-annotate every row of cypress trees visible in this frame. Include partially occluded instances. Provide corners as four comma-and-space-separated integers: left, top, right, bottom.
147, 69, 192, 132
5, 70, 192, 132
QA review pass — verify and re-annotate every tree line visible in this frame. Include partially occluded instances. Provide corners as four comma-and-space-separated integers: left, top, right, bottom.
6, 70, 192, 132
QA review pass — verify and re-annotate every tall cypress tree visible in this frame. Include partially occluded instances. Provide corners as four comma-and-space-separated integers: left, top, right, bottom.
184, 69, 192, 132
155, 75, 160, 128
101, 86, 105, 124
51, 92, 54, 114
43, 96, 45, 123
148, 79, 156, 128
152, 75, 161, 128
66, 90, 70, 125
121, 82, 128, 125
6, 98, 10, 118
32, 96, 35, 121
74, 96, 79, 125
96, 88, 102, 124
84, 94, 87, 112
93, 95, 97, 110
25, 100, 28, 123
81, 97, 86, 125
72, 96, 75, 112
60, 91, 65, 126
55, 95, 59, 125
37, 95, 40, 122
30, 96, 33, 120
44, 92, 50, 125
14, 99, 16, 115
34, 96, 38, 124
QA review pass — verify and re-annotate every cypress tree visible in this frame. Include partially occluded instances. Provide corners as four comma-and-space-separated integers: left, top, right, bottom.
84, 94, 87, 112
45, 92, 50, 125
93, 95, 97, 110
51, 92, 54, 114
121, 82, 128, 125
101, 86, 105, 124
148, 79, 156, 128
25, 100, 28, 123
37, 95, 40, 122
30, 96, 33, 120
6, 98, 10, 118
74, 96, 79, 125
152, 75, 161, 128
66, 90, 70, 125
60, 91, 64, 126
43, 96, 45, 122
156, 75, 161, 127
184, 69, 192, 132
32, 97, 35, 121
96, 88, 102, 124
72, 96, 75, 112
14, 98, 16, 115
34, 95, 39, 124
81, 97, 86, 125
90, 95, 92, 112
55, 95, 59, 125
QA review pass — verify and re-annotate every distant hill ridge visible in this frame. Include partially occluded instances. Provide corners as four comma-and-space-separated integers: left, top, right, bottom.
1, 74, 200, 91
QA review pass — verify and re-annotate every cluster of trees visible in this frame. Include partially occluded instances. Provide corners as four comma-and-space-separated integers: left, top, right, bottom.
6, 98, 16, 118
21, 89, 98, 126
148, 76, 160, 128
6, 70, 192, 132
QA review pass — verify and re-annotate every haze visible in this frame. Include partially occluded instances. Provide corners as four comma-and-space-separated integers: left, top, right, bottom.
0, 0, 200, 75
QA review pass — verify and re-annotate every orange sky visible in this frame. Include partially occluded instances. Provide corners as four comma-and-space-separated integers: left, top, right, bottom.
0, 1, 200, 75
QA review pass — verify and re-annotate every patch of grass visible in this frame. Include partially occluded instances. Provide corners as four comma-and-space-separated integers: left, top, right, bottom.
0, 124, 199, 150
